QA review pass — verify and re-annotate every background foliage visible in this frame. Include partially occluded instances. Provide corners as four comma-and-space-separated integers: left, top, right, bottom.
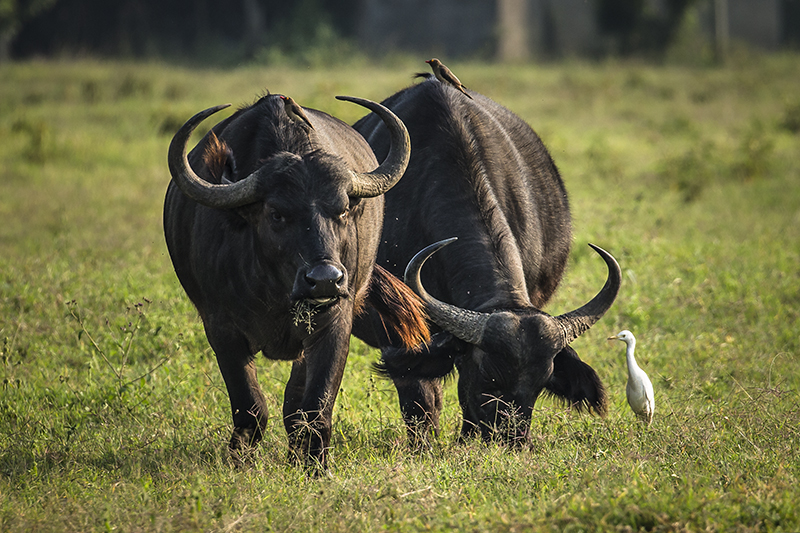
5, 0, 742, 63
1, 54, 799, 531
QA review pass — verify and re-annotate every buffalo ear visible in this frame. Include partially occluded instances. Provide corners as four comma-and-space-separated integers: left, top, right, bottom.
544, 346, 607, 416
202, 132, 233, 183
373, 332, 466, 380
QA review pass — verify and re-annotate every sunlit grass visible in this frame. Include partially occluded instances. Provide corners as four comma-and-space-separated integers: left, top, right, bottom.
1, 55, 799, 531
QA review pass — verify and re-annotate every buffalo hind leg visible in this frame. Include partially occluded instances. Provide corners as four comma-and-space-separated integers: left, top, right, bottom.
207, 327, 268, 458
393, 377, 443, 448
380, 332, 460, 448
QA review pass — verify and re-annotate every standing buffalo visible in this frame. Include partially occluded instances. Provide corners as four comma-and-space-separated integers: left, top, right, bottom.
164, 93, 427, 468
352, 75, 621, 445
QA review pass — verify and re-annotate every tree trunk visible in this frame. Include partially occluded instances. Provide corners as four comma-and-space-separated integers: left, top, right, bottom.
242, 0, 265, 58
0, 31, 13, 63
497, 0, 530, 62
714, 0, 729, 63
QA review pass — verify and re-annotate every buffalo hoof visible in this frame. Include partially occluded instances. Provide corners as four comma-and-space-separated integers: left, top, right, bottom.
227, 426, 262, 467
405, 418, 439, 452
286, 424, 333, 476
287, 448, 333, 478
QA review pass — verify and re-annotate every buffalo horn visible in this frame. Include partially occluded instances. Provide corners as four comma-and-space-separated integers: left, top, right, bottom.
403, 238, 491, 345
336, 96, 411, 199
552, 244, 621, 347
405, 241, 621, 353
168, 104, 271, 209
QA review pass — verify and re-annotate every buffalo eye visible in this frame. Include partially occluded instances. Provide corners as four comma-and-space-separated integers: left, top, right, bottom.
338, 208, 350, 221
482, 380, 503, 400
270, 209, 285, 224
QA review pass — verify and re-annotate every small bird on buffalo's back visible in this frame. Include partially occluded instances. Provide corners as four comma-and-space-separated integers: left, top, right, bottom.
608, 330, 654, 425
280, 95, 314, 131
425, 58, 473, 99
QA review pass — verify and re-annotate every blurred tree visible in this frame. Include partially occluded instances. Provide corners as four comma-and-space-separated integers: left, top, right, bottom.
596, 0, 696, 57
242, 0, 265, 58
9, 0, 359, 63
0, 0, 58, 61
597, 0, 644, 53
783, 0, 800, 48
498, 0, 530, 61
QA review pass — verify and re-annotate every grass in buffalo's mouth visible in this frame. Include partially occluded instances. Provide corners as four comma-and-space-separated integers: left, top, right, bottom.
291, 299, 321, 333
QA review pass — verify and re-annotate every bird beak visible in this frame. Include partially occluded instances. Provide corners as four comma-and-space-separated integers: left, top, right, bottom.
607, 335, 619, 340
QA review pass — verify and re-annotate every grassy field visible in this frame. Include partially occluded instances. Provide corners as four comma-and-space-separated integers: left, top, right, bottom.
1, 55, 799, 532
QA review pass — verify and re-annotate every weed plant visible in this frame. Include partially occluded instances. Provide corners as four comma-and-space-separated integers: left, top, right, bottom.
1, 55, 799, 531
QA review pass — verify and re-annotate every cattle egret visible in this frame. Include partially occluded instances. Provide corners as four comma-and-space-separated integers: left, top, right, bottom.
280, 95, 314, 130
425, 58, 473, 99
608, 330, 654, 425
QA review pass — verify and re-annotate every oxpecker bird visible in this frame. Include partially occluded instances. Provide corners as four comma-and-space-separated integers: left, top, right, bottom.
426, 58, 473, 99
280, 95, 314, 130
609, 330, 654, 425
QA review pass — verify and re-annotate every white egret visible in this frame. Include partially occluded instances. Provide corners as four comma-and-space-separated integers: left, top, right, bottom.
608, 330, 654, 425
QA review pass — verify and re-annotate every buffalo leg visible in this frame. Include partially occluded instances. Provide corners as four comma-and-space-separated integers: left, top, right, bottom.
380, 332, 458, 447
206, 326, 268, 453
282, 315, 351, 470
393, 377, 443, 448
457, 375, 481, 442
282, 358, 307, 460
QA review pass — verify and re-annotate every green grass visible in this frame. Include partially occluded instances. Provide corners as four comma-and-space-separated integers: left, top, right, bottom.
1, 55, 799, 532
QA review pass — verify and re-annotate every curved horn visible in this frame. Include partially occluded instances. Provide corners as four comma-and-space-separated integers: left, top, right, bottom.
404, 238, 491, 345
168, 104, 266, 209
553, 244, 622, 347
335, 95, 411, 198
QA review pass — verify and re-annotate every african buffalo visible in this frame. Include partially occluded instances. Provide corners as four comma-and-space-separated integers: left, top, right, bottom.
352, 75, 621, 445
164, 93, 427, 468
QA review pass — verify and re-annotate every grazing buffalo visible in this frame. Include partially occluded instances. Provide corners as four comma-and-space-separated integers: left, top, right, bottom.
164, 93, 427, 468
352, 75, 621, 445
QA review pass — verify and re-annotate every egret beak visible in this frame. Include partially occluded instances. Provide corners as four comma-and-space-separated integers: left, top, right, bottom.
607, 335, 620, 341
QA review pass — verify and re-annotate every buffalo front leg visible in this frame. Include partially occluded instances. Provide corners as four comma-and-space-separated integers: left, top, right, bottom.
207, 327, 269, 454
282, 319, 350, 471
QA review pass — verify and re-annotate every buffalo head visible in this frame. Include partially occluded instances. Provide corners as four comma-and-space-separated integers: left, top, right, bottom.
394, 238, 620, 444
167, 96, 410, 323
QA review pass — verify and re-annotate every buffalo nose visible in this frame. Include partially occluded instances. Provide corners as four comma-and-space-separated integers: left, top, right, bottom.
304, 263, 344, 297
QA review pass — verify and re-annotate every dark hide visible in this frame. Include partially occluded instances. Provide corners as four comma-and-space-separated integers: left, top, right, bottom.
351, 77, 613, 445
164, 94, 423, 469
545, 346, 607, 415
